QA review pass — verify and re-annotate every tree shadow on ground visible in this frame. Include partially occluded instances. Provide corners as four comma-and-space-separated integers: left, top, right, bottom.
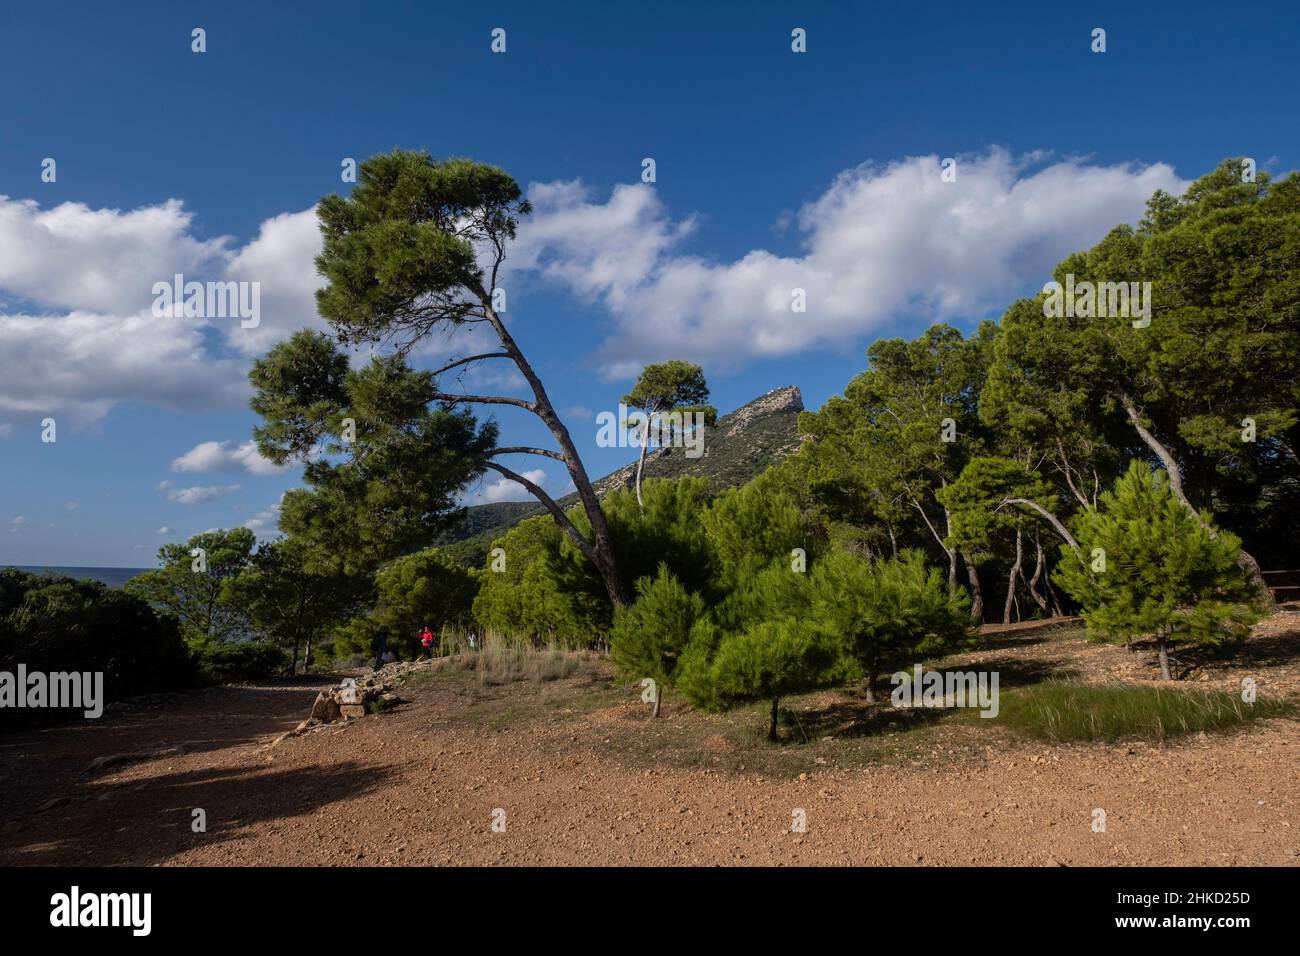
0, 759, 395, 866
782, 657, 1069, 743
0, 681, 328, 824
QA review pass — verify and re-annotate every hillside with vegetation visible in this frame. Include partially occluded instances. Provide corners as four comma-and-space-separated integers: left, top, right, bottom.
437, 386, 805, 566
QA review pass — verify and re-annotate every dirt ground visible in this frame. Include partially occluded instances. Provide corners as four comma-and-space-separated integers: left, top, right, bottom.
2, 614, 1297, 867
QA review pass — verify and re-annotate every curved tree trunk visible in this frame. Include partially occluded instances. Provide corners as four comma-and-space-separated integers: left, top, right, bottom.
768, 697, 780, 741
1120, 394, 1274, 610
476, 291, 629, 606
963, 553, 984, 622
1025, 533, 1051, 614
1003, 529, 1023, 625
634, 418, 651, 508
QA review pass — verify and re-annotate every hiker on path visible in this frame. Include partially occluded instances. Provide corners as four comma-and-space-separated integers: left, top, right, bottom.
372, 627, 390, 672
419, 626, 434, 658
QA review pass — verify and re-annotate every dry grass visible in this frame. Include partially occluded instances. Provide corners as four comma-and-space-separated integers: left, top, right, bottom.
439, 632, 593, 686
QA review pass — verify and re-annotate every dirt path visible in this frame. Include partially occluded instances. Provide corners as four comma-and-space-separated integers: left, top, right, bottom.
1, 631, 1296, 866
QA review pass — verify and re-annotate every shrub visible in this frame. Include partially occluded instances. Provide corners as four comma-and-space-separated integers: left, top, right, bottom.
197, 640, 291, 683
609, 565, 706, 716
807, 548, 970, 698
0, 569, 196, 730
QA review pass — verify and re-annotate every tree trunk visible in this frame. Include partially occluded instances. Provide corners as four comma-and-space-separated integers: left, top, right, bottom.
479, 292, 629, 606
1156, 634, 1172, 680
769, 697, 780, 742
1120, 393, 1273, 610
964, 553, 984, 622
1025, 534, 1051, 614
652, 682, 662, 718
634, 417, 651, 508
1003, 529, 1023, 625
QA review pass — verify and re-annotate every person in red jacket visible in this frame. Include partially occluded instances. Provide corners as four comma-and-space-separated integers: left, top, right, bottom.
418, 626, 434, 659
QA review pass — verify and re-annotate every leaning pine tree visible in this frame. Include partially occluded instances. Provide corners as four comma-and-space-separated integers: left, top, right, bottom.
312, 150, 628, 605
1054, 461, 1262, 680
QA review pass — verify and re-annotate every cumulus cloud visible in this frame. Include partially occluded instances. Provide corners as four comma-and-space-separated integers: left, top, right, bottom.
156, 481, 241, 505
223, 208, 327, 355
464, 468, 547, 505
514, 149, 1188, 375
242, 496, 284, 537
172, 440, 287, 476
0, 197, 322, 428
156, 526, 173, 534
0, 196, 230, 315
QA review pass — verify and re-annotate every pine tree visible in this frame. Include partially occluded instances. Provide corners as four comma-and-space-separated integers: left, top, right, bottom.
609, 565, 706, 717
807, 549, 970, 700
1055, 461, 1262, 679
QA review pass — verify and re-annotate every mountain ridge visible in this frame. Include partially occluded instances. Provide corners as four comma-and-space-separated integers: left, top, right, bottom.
438, 385, 805, 565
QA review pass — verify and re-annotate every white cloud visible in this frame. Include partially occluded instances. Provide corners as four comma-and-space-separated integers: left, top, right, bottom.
0, 196, 231, 315
515, 149, 1188, 374
223, 208, 326, 356
156, 481, 241, 505
242, 496, 284, 536
11, 516, 27, 525
156, 526, 173, 534
0, 198, 322, 428
64, 501, 78, 510
172, 439, 286, 476
464, 468, 547, 505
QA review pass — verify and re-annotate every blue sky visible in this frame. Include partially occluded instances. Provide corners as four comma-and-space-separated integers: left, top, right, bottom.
1, 0, 1296, 566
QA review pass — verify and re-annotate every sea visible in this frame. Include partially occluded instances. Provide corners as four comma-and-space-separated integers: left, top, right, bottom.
3, 566, 152, 589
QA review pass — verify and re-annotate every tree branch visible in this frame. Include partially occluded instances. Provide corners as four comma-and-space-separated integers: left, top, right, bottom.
431, 391, 536, 411
483, 462, 596, 564
430, 351, 513, 377
489, 446, 567, 463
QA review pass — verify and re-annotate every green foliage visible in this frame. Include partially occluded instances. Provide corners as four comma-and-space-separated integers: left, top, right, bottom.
702, 471, 814, 591
938, 456, 1055, 561
683, 618, 839, 739
471, 515, 607, 646
994, 681, 1293, 742
222, 537, 362, 673
371, 548, 478, 655
597, 477, 715, 596
0, 570, 196, 729
806, 549, 970, 687
250, 331, 498, 576
1055, 462, 1262, 656
609, 565, 706, 702
314, 151, 530, 345
196, 640, 291, 683
124, 528, 256, 647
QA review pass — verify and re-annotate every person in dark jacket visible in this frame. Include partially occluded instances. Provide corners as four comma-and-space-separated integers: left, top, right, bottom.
372, 628, 390, 672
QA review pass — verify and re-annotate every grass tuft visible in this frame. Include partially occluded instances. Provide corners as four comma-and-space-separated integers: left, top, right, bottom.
993, 681, 1294, 742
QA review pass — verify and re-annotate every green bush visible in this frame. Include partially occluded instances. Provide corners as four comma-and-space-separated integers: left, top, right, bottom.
0, 569, 197, 730
197, 640, 291, 682
1055, 462, 1262, 678
609, 565, 706, 715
